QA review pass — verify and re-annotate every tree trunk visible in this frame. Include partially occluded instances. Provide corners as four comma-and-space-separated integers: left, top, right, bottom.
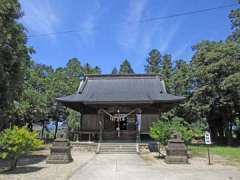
227, 121, 233, 145
54, 120, 59, 139
27, 122, 33, 132
41, 120, 45, 139
9, 158, 17, 170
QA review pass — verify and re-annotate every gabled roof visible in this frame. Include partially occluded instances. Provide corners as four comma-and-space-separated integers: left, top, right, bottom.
56, 74, 185, 105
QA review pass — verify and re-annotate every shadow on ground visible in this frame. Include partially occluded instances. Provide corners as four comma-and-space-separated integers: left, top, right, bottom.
0, 154, 47, 174
1, 166, 44, 174
18, 154, 47, 166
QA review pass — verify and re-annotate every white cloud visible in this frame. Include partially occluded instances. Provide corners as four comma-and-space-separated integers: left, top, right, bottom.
117, 0, 147, 50
159, 22, 181, 53
77, 0, 101, 47
20, 0, 59, 40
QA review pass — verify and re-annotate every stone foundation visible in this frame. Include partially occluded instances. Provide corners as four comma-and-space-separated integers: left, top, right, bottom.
71, 142, 97, 152
139, 143, 150, 153
165, 131, 188, 164
47, 139, 73, 164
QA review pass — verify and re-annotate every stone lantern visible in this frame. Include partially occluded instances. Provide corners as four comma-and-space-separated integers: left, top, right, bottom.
165, 129, 188, 164
47, 125, 73, 164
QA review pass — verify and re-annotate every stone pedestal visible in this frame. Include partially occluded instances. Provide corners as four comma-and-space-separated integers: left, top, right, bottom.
47, 139, 73, 164
165, 130, 188, 164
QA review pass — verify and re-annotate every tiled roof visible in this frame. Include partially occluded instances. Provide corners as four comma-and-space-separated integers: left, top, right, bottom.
56, 74, 185, 104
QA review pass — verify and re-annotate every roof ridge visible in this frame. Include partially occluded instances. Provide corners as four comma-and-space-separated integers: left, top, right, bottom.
86, 74, 162, 80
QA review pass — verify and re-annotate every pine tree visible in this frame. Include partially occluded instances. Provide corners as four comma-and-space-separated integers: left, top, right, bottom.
0, 0, 31, 130
161, 54, 173, 91
119, 59, 134, 74
144, 49, 161, 74
111, 67, 118, 74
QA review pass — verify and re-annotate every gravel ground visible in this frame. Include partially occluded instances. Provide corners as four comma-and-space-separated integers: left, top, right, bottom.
0, 150, 95, 180
69, 153, 240, 180
0, 151, 240, 180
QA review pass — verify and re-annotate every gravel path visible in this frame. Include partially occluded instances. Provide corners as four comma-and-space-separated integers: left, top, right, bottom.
1, 152, 240, 180
0, 151, 95, 180
69, 153, 240, 180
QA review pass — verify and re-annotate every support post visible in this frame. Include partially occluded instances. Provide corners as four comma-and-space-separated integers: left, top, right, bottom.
136, 108, 142, 143
98, 109, 103, 142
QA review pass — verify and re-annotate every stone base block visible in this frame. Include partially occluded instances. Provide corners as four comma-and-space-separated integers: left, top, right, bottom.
47, 140, 73, 164
165, 155, 188, 164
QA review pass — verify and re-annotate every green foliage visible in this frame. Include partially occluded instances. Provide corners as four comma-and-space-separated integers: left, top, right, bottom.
171, 121, 195, 144
0, 0, 32, 129
189, 145, 240, 163
144, 49, 161, 74
190, 40, 240, 143
111, 67, 118, 74
6, 56, 101, 131
67, 109, 81, 130
119, 59, 134, 74
0, 126, 43, 169
233, 117, 240, 139
150, 112, 203, 145
161, 54, 173, 91
150, 121, 170, 145
228, 1, 240, 43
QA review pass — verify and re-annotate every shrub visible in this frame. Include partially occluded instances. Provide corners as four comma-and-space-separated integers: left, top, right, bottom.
150, 121, 170, 145
0, 126, 43, 170
150, 112, 203, 146
171, 121, 195, 144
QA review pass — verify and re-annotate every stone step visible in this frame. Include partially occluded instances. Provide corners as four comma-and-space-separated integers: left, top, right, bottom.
100, 145, 136, 147
100, 147, 136, 150
100, 146, 136, 148
98, 143, 137, 154
99, 151, 137, 154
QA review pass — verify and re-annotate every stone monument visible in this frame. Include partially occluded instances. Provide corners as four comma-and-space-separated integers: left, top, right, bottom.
165, 129, 188, 164
47, 127, 73, 164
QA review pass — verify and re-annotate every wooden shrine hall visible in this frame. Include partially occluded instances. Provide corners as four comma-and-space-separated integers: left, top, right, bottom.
56, 74, 185, 142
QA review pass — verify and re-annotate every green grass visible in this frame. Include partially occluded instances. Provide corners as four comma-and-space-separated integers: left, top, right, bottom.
188, 145, 240, 162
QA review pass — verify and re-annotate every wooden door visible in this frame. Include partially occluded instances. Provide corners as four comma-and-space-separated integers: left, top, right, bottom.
103, 114, 115, 131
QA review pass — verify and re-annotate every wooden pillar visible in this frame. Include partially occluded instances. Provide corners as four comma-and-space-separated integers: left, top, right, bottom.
79, 112, 83, 141
98, 109, 103, 142
136, 108, 142, 143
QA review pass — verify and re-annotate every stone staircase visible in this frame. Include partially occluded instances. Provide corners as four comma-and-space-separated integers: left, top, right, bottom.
103, 131, 136, 141
98, 142, 137, 154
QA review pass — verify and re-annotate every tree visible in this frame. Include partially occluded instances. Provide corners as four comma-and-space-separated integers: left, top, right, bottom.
67, 109, 80, 130
150, 121, 170, 146
190, 40, 240, 144
168, 59, 202, 128
93, 66, 102, 74
144, 49, 161, 74
111, 67, 118, 74
161, 54, 173, 91
170, 60, 192, 95
65, 58, 82, 78
0, 0, 32, 130
228, 0, 240, 43
150, 112, 202, 145
0, 126, 43, 170
17, 61, 51, 131
119, 59, 134, 74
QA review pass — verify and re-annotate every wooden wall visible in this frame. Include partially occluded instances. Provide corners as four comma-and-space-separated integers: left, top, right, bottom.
81, 114, 99, 130
81, 113, 160, 133
141, 114, 160, 132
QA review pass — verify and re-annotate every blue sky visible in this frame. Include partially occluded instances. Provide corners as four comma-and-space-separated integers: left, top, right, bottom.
19, 0, 238, 73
